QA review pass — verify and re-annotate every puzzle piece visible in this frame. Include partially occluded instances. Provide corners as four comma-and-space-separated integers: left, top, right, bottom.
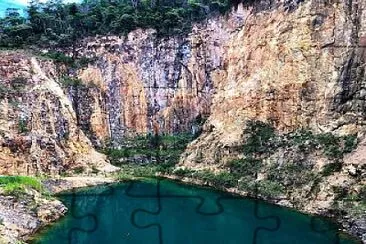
129, 178, 281, 244
34, 182, 158, 244
34, 170, 353, 244
45, 181, 162, 244
34, 184, 115, 244
310, 216, 341, 244
249, 200, 348, 244
129, 177, 352, 244
62, 185, 116, 244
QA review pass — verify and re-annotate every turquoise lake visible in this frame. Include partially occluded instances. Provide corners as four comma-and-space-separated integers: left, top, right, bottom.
33, 179, 358, 244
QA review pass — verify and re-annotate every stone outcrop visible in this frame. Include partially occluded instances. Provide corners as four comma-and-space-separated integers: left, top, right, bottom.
67, 0, 366, 147
179, 0, 366, 166
0, 177, 116, 243
72, 12, 238, 143
0, 190, 66, 243
0, 51, 116, 175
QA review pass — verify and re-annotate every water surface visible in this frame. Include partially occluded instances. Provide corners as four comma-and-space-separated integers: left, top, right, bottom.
33, 179, 358, 244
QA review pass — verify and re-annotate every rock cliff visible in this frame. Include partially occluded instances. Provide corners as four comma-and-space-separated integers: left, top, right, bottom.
0, 51, 116, 175
67, 0, 366, 240
1, 0, 366, 241
66, 0, 366, 146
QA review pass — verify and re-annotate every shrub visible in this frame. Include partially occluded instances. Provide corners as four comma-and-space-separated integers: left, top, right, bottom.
0, 176, 43, 195
267, 162, 315, 187
174, 168, 195, 177
73, 166, 85, 174
359, 185, 366, 200
342, 134, 357, 153
91, 166, 100, 174
42, 51, 73, 65
227, 157, 262, 177
317, 133, 342, 158
332, 186, 349, 201
193, 170, 237, 188
11, 76, 27, 91
60, 76, 83, 88
257, 180, 285, 198
321, 162, 342, 176
243, 120, 276, 155
102, 133, 195, 166
17, 118, 28, 134
213, 172, 237, 188
238, 176, 257, 192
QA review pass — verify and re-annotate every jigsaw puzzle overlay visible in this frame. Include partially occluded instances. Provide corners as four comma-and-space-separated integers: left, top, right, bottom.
31, 176, 350, 244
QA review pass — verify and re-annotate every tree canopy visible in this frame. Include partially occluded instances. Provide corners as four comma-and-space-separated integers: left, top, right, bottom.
0, 0, 233, 49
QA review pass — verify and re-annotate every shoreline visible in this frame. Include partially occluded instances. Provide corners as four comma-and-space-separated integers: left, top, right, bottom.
158, 173, 365, 244
0, 176, 118, 244
2, 174, 363, 243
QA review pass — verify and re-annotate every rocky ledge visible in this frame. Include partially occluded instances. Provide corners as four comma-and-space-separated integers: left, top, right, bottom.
0, 176, 117, 244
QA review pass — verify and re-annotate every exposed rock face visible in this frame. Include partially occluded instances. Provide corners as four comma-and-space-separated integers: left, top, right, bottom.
180, 0, 366, 166
0, 177, 116, 243
0, 51, 115, 175
73, 12, 240, 143
171, 0, 366, 241
0, 190, 66, 243
70, 0, 366, 147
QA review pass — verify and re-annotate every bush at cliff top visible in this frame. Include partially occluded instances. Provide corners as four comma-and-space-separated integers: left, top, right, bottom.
0, 0, 232, 49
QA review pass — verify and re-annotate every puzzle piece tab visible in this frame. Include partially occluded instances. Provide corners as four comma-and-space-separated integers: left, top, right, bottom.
130, 178, 280, 244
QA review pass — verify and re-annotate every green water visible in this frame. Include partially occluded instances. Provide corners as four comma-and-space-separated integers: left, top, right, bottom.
33, 179, 358, 244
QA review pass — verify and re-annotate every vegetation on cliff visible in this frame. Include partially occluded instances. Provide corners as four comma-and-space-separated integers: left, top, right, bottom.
0, 176, 44, 196
106, 120, 363, 218
0, 0, 232, 49
164, 121, 364, 218
105, 133, 195, 179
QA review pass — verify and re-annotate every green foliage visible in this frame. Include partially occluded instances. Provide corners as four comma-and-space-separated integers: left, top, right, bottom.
332, 185, 366, 217
173, 167, 195, 177
42, 52, 74, 65
0, 0, 235, 49
359, 185, 366, 200
91, 166, 100, 174
332, 186, 349, 201
0, 76, 27, 99
0, 9, 30, 48
103, 133, 194, 167
11, 76, 27, 91
73, 166, 85, 174
175, 120, 360, 201
243, 121, 276, 155
60, 76, 83, 87
17, 118, 28, 134
237, 176, 257, 192
342, 134, 357, 153
115, 164, 161, 180
41, 52, 95, 69
316, 133, 342, 158
0, 83, 10, 98
227, 157, 262, 177
321, 162, 343, 176
211, 171, 237, 188
284, 129, 318, 152
103, 148, 131, 162
192, 170, 237, 188
0, 176, 43, 195
267, 162, 315, 187
257, 180, 284, 198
